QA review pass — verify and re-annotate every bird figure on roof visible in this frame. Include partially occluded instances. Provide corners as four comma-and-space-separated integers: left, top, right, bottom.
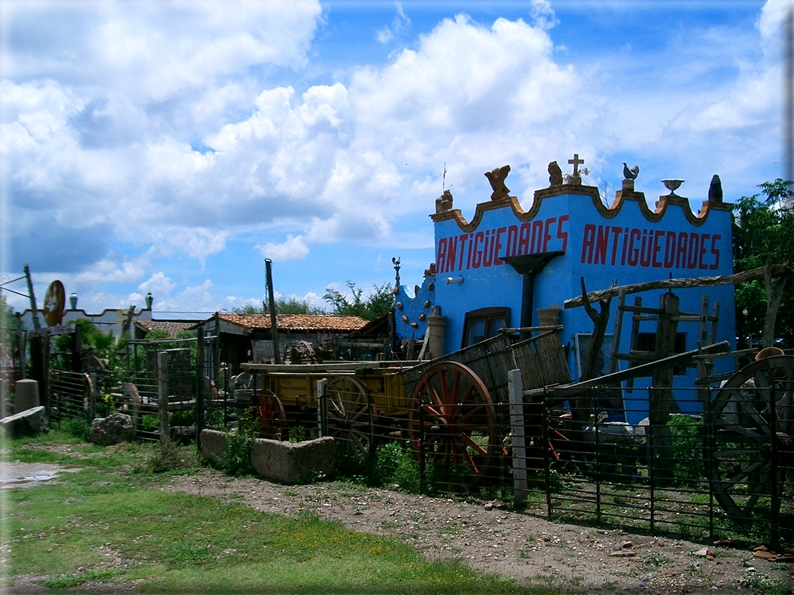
623, 163, 640, 180
485, 165, 511, 201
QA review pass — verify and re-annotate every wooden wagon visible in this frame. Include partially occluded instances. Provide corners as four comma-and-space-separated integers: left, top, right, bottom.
240, 326, 570, 482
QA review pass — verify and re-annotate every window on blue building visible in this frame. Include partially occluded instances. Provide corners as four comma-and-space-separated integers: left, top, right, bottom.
461, 307, 510, 348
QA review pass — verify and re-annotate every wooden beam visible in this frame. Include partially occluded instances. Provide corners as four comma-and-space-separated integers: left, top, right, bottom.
523, 341, 731, 399
564, 263, 793, 309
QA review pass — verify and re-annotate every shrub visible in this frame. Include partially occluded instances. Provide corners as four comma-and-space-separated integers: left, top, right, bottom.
223, 408, 259, 476
65, 416, 91, 442
147, 438, 197, 473
667, 415, 703, 484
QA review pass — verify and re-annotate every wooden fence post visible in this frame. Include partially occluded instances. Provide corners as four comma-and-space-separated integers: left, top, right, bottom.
509, 369, 527, 506
158, 351, 169, 443
317, 378, 327, 437
195, 328, 205, 446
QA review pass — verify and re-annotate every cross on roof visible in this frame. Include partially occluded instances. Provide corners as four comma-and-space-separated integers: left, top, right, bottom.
568, 153, 584, 177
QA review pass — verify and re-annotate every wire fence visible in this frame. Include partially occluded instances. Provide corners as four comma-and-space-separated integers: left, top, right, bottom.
44, 347, 793, 546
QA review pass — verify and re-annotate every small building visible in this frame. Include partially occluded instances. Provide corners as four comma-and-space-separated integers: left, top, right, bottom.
395, 159, 736, 424
191, 313, 369, 375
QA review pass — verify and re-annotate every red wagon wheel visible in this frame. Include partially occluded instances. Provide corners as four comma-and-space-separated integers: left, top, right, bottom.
255, 389, 286, 441
704, 355, 794, 522
408, 361, 500, 483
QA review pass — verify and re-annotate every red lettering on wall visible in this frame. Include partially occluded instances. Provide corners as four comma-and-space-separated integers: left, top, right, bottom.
710, 235, 721, 270
663, 231, 676, 268
652, 230, 665, 268
581, 224, 596, 264
472, 232, 484, 268
506, 225, 518, 259
557, 215, 569, 253
518, 223, 531, 255
543, 217, 556, 252
437, 238, 447, 274
531, 220, 544, 254
482, 230, 494, 267
628, 229, 641, 266
594, 225, 609, 265
494, 227, 506, 265
687, 233, 699, 269
458, 234, 468, 271
610, 226, 622, 265
698, 234, 710, 269
676, 232, 688, 268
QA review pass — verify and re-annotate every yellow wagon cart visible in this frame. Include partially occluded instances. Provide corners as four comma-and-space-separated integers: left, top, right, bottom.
241, 327, 569, 484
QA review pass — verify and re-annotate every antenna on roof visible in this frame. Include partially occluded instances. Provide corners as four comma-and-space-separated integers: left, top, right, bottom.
442, 163, 447, 192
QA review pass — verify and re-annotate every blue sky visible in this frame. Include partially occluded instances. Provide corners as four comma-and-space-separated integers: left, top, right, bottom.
0, 0, 786, 318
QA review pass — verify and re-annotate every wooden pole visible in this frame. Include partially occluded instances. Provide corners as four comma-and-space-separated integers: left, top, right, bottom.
265, 259, 281, 364
195, 328, 205, 446
508, 369, 528, 506
649, 292, 679, 485
564, 263, 793, 309
158, 351, 169, 443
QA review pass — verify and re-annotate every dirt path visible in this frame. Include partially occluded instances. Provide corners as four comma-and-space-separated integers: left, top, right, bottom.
165, 469, 793, 594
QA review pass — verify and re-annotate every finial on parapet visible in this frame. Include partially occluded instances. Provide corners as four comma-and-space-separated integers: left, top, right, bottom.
708, 175, 723, 202
564, 153, 589, 185
548, 161, 563, 186
484, 165, 511, 201
622, 162, 640, 191
392, 256, 401, 288
435, 189, 453, 213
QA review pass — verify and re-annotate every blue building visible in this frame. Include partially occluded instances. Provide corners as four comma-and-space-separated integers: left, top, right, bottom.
395, 160, 735, 425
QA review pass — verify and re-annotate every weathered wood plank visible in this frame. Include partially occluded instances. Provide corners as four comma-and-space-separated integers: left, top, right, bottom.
564, 263, 793, 309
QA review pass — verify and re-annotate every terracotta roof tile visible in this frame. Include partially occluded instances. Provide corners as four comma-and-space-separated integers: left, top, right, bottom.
139, 320, 196, 339
216, 313, 368, 332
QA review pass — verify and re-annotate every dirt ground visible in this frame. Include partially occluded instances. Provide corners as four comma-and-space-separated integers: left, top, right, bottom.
164, 469, 794, 594
5, 450, 794, 594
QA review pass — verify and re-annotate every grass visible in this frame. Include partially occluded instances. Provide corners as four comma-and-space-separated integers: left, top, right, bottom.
4, 430, 563, 594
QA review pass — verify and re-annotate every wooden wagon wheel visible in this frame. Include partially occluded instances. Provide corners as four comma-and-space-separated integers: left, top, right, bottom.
254, 389, 286, 441
43, 280, 66, 327
704, 355, 794, 522
408, 361, 500, 483
326, 375, 375, 457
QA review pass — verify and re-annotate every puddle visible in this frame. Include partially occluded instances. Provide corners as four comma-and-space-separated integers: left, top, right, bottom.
0, 462, 77, 489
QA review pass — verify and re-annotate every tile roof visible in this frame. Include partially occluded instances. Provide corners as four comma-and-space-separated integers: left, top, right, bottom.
136, 320, 196, 339
216, 313, 368, 333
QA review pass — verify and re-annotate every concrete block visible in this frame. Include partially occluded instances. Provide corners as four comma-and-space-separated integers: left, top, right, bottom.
15, 380, 40, 412
250, 436, 335, 484
1, 406, 49, 437
199, 429, 228, 466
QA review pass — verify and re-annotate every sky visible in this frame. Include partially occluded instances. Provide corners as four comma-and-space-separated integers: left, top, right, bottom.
0, 0, 789, 319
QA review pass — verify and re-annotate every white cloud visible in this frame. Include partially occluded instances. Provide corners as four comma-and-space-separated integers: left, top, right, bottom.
256, 234, 310, 262
376, 2, 411, 44
138, 272, 176, 297
74, 259, 146, 284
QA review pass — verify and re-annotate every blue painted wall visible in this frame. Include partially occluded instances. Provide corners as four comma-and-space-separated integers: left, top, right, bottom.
398, 180, 736, 425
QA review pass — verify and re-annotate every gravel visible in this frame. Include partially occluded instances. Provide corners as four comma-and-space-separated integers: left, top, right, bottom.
166, 469, 794, 594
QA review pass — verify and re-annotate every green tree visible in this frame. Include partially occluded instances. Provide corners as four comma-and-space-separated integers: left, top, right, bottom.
232, 298, 325, 316
323, 281, 393, 321
733, 179, 794, 347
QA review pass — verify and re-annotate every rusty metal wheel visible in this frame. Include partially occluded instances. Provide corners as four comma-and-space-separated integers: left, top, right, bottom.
255, 389, 286, 441
408, 361, 499, 483
326, 375, 375, 457
704, 355, 794, 522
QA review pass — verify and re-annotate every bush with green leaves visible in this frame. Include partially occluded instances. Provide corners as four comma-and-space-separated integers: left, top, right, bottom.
65, 416, 92, 441
222, 408, 259, 475
147, 437, 197, 473
666, 415, 703, 485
